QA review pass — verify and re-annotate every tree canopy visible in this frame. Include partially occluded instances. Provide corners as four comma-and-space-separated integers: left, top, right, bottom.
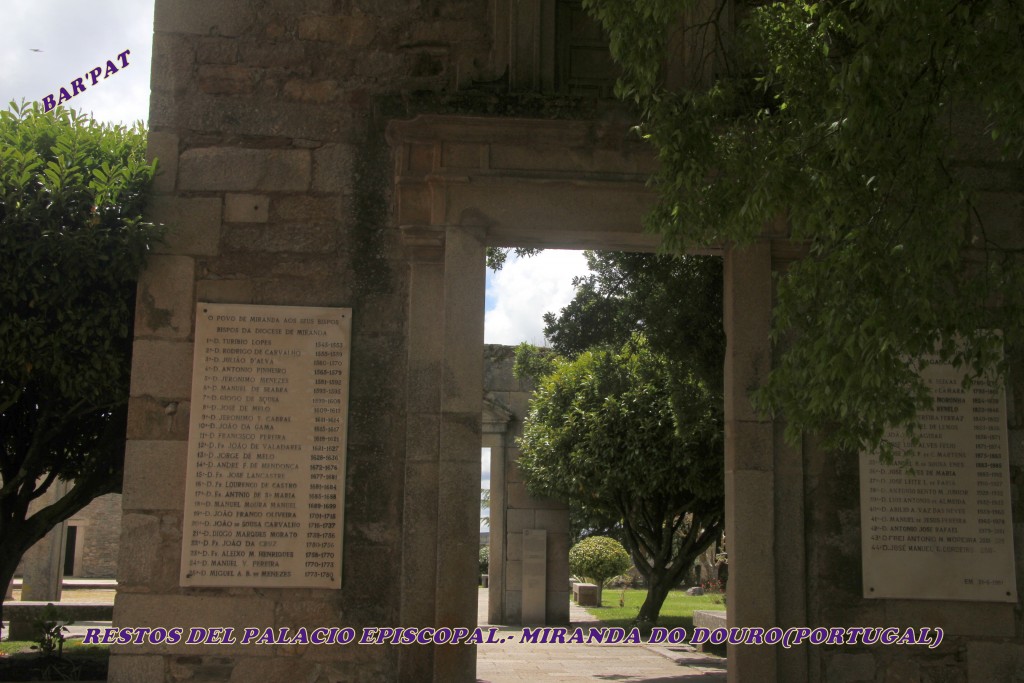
543, 251, 723, 394
568, 536, 631, 606
583, 0, 1024, 458
0, 102, 160, 612
516, 337, 723, 623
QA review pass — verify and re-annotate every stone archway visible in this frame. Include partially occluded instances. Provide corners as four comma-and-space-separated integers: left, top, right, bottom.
387, 114, 792, 683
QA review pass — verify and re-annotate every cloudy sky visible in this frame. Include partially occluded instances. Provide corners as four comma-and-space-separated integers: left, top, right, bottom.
1, 1, 154, 125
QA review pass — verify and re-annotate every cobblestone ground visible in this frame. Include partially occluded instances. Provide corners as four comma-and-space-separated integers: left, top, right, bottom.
475, 590, 727, 683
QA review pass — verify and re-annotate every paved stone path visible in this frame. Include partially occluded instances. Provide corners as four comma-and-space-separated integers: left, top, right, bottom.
475, 590, 726, 682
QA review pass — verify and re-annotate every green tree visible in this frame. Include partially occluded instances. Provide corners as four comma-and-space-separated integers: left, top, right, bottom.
543, 251, 723, 394
583, 0, 1024, 458
0, 102, 160, 621
516, 338, 723, 624
568, 536, 631, 606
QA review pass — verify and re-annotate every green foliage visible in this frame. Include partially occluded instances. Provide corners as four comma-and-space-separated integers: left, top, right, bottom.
519, 338, 722, 507
512, 343, 558, 383
480, 487, 490, 528
31, 604, 72, 658
584, 0, 1024, 459
569, 536, 631, 587
485, 247, 541, 271
541, 251, 723, 394
0, 101, 160, 616
479, 545, 489, 575
518, 337, 723, 622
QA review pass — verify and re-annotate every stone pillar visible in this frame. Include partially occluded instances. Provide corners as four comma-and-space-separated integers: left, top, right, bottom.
435, 226, 486, 682
723, 242, 778, 682
398, 225, 485, 683
400, 236, 445, 681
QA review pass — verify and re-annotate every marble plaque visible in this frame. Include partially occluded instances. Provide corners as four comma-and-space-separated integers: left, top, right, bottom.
860, 359, 1017, 602
180, 303, 351, 588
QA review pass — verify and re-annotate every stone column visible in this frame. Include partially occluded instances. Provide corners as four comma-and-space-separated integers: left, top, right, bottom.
399, 233, 445, 682
435, 225, 486, 682
398, 225, 485, 683
723, 242, 777, 682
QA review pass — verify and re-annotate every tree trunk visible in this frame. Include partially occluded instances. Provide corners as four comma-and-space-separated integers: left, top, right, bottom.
636, 571, 674, 625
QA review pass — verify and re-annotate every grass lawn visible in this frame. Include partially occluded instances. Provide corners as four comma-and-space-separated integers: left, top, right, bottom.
0, 639, 109, 681
581, 588, 725, 630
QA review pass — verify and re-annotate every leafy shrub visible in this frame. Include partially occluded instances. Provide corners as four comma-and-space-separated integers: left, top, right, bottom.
479, 546, 489, 574
569, 536, 630, 605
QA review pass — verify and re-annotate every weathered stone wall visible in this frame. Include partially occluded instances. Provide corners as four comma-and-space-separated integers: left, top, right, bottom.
115, 2, 496, 682
72, 494, 122, 578
482, 344, 570, 626
795, 118, 1024, 683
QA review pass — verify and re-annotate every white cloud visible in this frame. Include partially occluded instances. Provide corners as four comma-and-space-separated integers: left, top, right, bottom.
484, 250, 589, 346
0, 1, 154, 125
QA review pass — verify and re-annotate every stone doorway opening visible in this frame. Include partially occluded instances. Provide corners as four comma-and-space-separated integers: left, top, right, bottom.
388, 114, 782, 682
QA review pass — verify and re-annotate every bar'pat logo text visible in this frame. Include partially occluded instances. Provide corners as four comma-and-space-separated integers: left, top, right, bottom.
42, 50, 131, 113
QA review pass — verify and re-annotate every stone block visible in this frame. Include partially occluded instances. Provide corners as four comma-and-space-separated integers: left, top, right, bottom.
545, 532, 569, 589
146, 195, 222, 256
271, 195, 342, 223
506, 560, 522, 590
283, 79, 340, 104
573, 583, 598, 606
882, 658, 920, 683
122, 440, 187, 511
222, 223, 338, 253
725, 469, 774, 626
197, 64, 259, 96
116, 514, 161, 587
724, 242, 773, 424
297, 14, 375, 46
135, 255, 195, 339
506, 509, 535, 533
150, 33, 196, 95
107, 655, 166, 683
546, 591, 569, 625
112, 593, 275, 655
535, 509, 569, 533
196, 37, 238, 65
224, 194, 269, 223
239, 41, 307, 68
228, 658, 321, 682
147, 132, 178, 193
178, 148, 311, 192
154, 0, 254, 36
130, 340, 194, 399
882, 600, 1016, 637
196, 279, 255, 303
825, 653, 876, 683
725, 419, 774, 473
126, 396, 191, 441
407, 414, 440, 463
506, 532, 522, 561
150, 93, 353, 141
966, 641, 1024, 683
